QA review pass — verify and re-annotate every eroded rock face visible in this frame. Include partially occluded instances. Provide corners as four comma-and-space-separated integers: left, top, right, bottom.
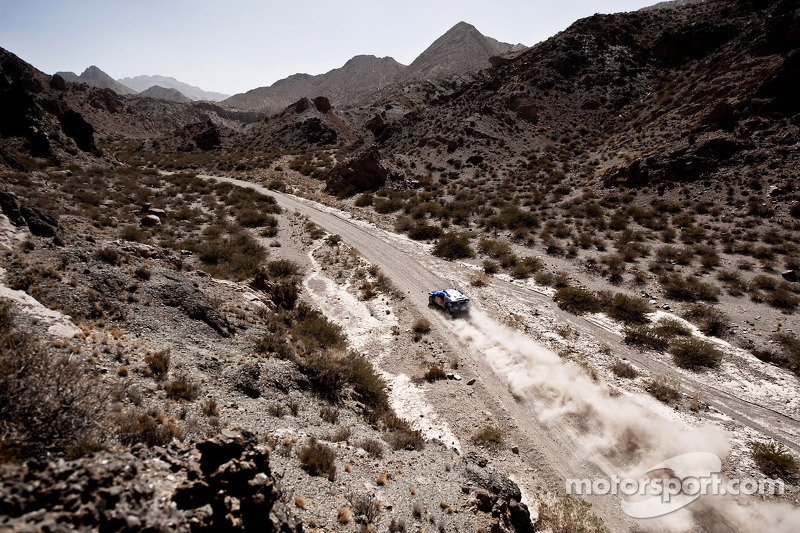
151, 271, 233, 337
325, 145, 403, 195
58, 109, 96, 152
0, 190, 61, 238
0, 430, 300, 533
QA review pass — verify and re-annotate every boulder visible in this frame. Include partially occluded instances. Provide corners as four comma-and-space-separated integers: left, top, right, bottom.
312, 96, 331, 113
325, 145, 403, 195
140, 214, 161, 227
782, 270, 798, 283
0, 190, 60, 237
58, 109, 96, 152
151, 272, 233, 337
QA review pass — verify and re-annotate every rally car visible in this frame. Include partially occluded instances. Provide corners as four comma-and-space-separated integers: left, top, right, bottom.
428, 289, 470, 315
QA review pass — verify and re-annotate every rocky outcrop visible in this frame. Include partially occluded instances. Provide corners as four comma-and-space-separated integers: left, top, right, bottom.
0, 190, 61, 238
325, 145, 405, 195
0, 430, 300, 532
151, 271, 233, 336
58, 109, 96, 152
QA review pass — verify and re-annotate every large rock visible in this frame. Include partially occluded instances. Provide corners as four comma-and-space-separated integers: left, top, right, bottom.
152, 272, 233, 336
325, 145, 404, 195
0, 431, 300, 532
0, 190, 61, 238
58, 109, 96, 152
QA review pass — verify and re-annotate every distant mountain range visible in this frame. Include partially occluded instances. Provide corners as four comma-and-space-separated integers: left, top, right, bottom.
55, 66, 138, 96
118, 75, 230, 102
223, 21, 527, 114
52, 22, 523, 113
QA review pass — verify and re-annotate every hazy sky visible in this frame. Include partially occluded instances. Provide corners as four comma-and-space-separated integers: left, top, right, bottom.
1, 0, 658, 96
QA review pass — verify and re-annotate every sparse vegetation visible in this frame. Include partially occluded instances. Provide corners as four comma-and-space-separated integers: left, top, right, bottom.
298, 437, 337, 481
669, 338, 724, 369
750, 440, 798, 479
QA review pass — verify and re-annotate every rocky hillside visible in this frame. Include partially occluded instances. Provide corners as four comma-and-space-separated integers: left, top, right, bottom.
119, 74, 230, 101
139, 85, 193, 103
223, 21, 525, 114
55, 65, 137, 95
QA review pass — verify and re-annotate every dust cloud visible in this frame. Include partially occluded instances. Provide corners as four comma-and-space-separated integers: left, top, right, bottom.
452, 309, 800, 532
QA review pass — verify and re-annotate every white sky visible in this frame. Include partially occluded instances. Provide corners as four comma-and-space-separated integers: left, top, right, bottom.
1, 0, 659, 96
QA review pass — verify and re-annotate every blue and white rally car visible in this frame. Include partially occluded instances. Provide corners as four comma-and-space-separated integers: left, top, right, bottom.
428, 289, 470, 315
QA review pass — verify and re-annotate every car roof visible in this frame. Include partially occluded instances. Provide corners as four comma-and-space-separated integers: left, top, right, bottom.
443, 289, 467, 299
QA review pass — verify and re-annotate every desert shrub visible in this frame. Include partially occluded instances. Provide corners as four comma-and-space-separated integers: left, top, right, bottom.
134, 265, 151, 280
302, 351, 350, 402
606, 293, 650, 324
483, 260, 500, 274
646, 375, 682, 403
766, 287, 799, 311
772, 332, 800, 374
469, 271, 489, 286
267, 402, 286, 417
358, 438, 385, 458
510, 256, 544, 279
682, 303, 729, 337
268, 280, 300, 310
473, 423, 507, 446
254, 331, 294, 359
298, 437, 336, 480
202, 398, 220, 417
291, 303, 347, 350
610, 360, 638, 379
660, 273, 721, 302
669, 338, 723, 369
408, 225, 442, 240
235, 208, 273, 228
424, 364, 447, 382
97, 246, 121, 265
325, 234, 342, 246
233, 362, 261, 397
374, 197, 404, 214
320, 406, 339, 424
377, 411, 424, 450
348, 493, 381, 524
412, 318, 432, 334
165, 375, 199, 401
330, 426, 351, 442
432, 232, 474, 260
623, 324, 670, 351
751, 441, 798, 479
555, 286, 601, 315
0, 304, 105, 459
193, 225, 266, 280
346, 353, 390, 411
355, 193, 373, 207
536, 494, 607, 533
117, 409, 184, 447
144, 350, 170, 379
266, 258, 302, 278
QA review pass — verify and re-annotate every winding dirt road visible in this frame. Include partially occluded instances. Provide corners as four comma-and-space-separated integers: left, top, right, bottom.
205, 175, 800, 530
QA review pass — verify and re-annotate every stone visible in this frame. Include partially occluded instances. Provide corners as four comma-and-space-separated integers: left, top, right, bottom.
141, 214, 162, 227
782, 270, 798, 283
467, 378, 476, 385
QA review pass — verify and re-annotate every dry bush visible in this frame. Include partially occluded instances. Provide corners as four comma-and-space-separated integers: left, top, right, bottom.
610, 360, 638, 379
605, 293, 651, 324
682, 303, 729, 337
0, 303, 106, 459
348, 493, 381, 524
291, 303, 347, 351
473, 423, 507, 446
669, 338, 723, 369
337, 507, 353, 524
298, 437, 336, 480
660, 273, 720, 302
412, 318, 432, 334
320, 406, 339, 424
483, 260, 500, 274
144, 349, 170, 379
646, 376, 682, 403
165, 374, 199, 401
536, 494, 607, 533
330, 426, 351, 442
268, 402, 287, 417
424, 364, 447, 382
202, 398, 220, 417
117, 409, 184, 447
470, 271, 489, 286
358, 438, 385, 458
407, 225, 442, 241
555, 286, 601, 315
379, 411, 425, 451
432, 232, 474, 260
751, 441, 798, 479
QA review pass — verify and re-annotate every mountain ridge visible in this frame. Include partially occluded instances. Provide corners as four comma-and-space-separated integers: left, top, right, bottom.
55, 65, 137, 95
119, 74, 230, 102
222, 21, 527, 114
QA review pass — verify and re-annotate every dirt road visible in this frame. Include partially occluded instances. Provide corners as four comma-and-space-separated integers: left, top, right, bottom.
204, 175, 800, 529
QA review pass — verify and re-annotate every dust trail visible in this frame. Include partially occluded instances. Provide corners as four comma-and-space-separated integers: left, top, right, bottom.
452, 309, 799, 531
453, 309, 728, 467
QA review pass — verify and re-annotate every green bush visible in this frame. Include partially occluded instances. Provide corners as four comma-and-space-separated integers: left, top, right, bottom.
606, 293, 651, 324
682, 304, 729, 338
432, 232, 474, 260
669, 338, 723, 369
407, 225, 442, 240
555, 287, 601, 315
291, 303, 347, 350
751, 441, 798, 479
